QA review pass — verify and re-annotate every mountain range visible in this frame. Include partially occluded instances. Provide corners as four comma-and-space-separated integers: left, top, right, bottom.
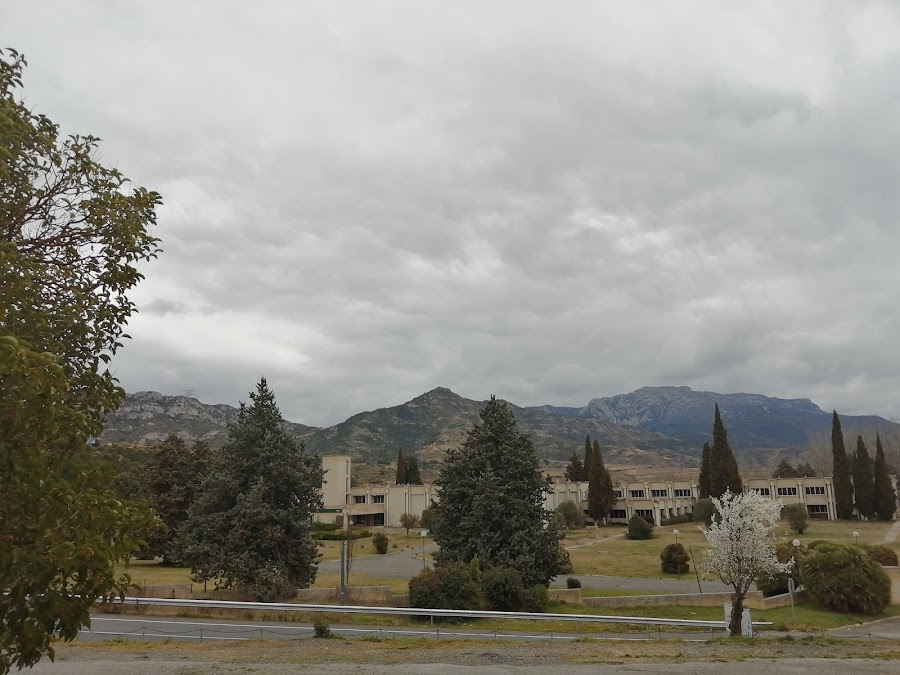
100, 386, 900, 468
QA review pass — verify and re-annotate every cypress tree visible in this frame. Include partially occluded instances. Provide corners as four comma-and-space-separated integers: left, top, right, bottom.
587, 440, 615, 524
406, 454, 422, 485
564, 451, 585, 482
831, 411, 854, 519
852, 435, 874, 519
873, 433, 897, 521
709, 404, 742, 497
395, 448, 407, 485
583, 434, 593, 479
698, 442, 711, 498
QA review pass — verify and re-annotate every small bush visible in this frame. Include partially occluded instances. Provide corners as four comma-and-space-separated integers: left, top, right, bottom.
408, 562, 481, 614
799, 542, 891, 614
566, 577, 582, 589
782, 503, 809, 534
660, 513, 693, 526
660, 543, 690, 575
626, 515, 653, 540
861, 543, 899, 567
482, 567, 524, 611
756, 540, 803, 597
555, 500, 585, 531
372, 532, 388, 554
521, 584, 549, 613
692, 498, 715, 526
313, 618, 334, 638
311, 521, 341, 532
313, 529, 373, 541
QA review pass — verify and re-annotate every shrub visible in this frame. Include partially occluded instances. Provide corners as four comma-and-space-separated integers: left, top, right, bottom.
419, 507, 439, 531
555, 500, 585, 531
482, 567, 524, 611
311, 521, 341, 532
660, 543, 690, 575
566, 577, 582, 589
626, 515, 653, 540
312, 618, 334, 638
660, 513, 693, 526
861, 543, 899, 567
692, 498, 715, 526
408, 562, 481, 613
799, 542, 891, 614
521, 584, 549, 613
313, 529, 373, 541
755, 540, 803, 597
372, 532, 388, 554
782, 503, 809, 534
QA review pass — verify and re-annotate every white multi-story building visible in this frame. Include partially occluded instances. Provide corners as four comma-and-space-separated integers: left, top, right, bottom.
318, 456, 897, 526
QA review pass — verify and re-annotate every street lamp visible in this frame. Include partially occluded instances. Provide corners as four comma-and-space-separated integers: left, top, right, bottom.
420, 529, 428, 570
853, 531, 859, 544
673, 529, 680, 545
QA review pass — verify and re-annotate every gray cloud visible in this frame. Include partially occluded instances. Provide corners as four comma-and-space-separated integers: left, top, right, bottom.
9, 0, 900, 427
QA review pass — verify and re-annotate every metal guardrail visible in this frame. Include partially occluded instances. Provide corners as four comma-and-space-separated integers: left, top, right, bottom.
113, 596, 772, 630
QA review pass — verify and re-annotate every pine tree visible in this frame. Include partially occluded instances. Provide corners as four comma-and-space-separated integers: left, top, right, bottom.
709, 405, 742, 497
831, 411, 854, 519
583, 434, 593, 478
395, 448, 407, 485
431, 396, 570, 586
873, 433, 898, 521
180, 378, 323, 601
852, 435, 874, 519
698, 442, 711, 498
564, 451, 585, 482
405, 454, 422, 485
587, 440, 615, 525
772, 459, 798, 478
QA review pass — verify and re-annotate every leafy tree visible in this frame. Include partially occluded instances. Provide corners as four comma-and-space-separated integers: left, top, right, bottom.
692, 498, 715, 525
699, 491, 792, 636
431, 396, 570, 586
772, 459, 798, 479
873, 433, 897, 521
587, 440, 615, 525
708, 405, 742, 497
395, 448, 407, 485
852, 435, 875, 519
180, 379, 324, 601
698, 442, 711, 498
0, 48, 162, 673
405, 454, 422, 485
782, 503, 809, 534
399, 512, 419, 537
564, 451, 585, 482
554, 500, 584, 532
419, 506, 439, 531
583, 434, 593, 480
141, 434, 211, 564
831, 412, 854, 519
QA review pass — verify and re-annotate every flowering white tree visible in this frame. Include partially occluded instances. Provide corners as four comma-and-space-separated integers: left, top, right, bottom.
699, 490, 792, 636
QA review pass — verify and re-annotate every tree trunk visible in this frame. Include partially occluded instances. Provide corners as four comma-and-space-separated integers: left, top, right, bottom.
729, 590, 745, 636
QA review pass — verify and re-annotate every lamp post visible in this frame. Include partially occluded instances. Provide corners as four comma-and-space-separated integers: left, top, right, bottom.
421, 529, 428, 570
673, 529, 680, 545
789, 539, 801, 624
853, 531, 859, 545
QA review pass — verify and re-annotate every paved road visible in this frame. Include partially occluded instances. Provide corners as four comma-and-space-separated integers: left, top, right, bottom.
325, 542, 737, 594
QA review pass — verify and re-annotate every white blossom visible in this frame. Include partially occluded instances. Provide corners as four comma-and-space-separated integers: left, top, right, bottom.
699, 490, 792, 592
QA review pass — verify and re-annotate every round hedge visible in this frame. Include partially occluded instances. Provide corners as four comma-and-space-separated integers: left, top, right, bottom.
799, 542, 892, 615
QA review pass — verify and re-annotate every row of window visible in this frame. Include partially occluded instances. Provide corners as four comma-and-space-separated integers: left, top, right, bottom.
619, 488, 695, 499
351, 494, 386, 504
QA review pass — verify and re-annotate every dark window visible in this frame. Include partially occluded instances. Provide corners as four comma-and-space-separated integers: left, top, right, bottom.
804, 486, 825, 495
630, 490, 645, 498
651, 489, 668, 498
373, 494, 385, 504
353, 495, 366, 504
610, 509, 627, 519
373, 513, 385, 526
673, 489, 692, 497
777, 487, 797, 496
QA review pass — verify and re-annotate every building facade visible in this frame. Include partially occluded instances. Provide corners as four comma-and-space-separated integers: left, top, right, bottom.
318, 456, 896, 526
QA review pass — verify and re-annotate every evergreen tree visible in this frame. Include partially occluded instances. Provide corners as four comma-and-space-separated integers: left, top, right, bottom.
583, 434, 593, 478
795, 462, 817, 477
772, 459, 798, 479
180, 379, 323, 601
564, 451, 585, 482
143, 435, 211, 565
852, 435, 874, 519
431, 396, 570, 586
831, 411, 854, 519
395, 448, 407, 485
698, 442, 711, 498
587, 440, 615, 524
709, 405, 742, 497
873, 433, 898, 521
405, 454, 422, 485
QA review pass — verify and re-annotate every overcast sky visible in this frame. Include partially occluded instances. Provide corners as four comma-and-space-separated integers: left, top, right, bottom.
7, 1, 900, 426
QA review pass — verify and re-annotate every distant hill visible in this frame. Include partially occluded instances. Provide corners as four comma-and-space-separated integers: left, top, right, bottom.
100, 387, 693, 466
100, 385, 900, 468
533, 385, 900, 451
